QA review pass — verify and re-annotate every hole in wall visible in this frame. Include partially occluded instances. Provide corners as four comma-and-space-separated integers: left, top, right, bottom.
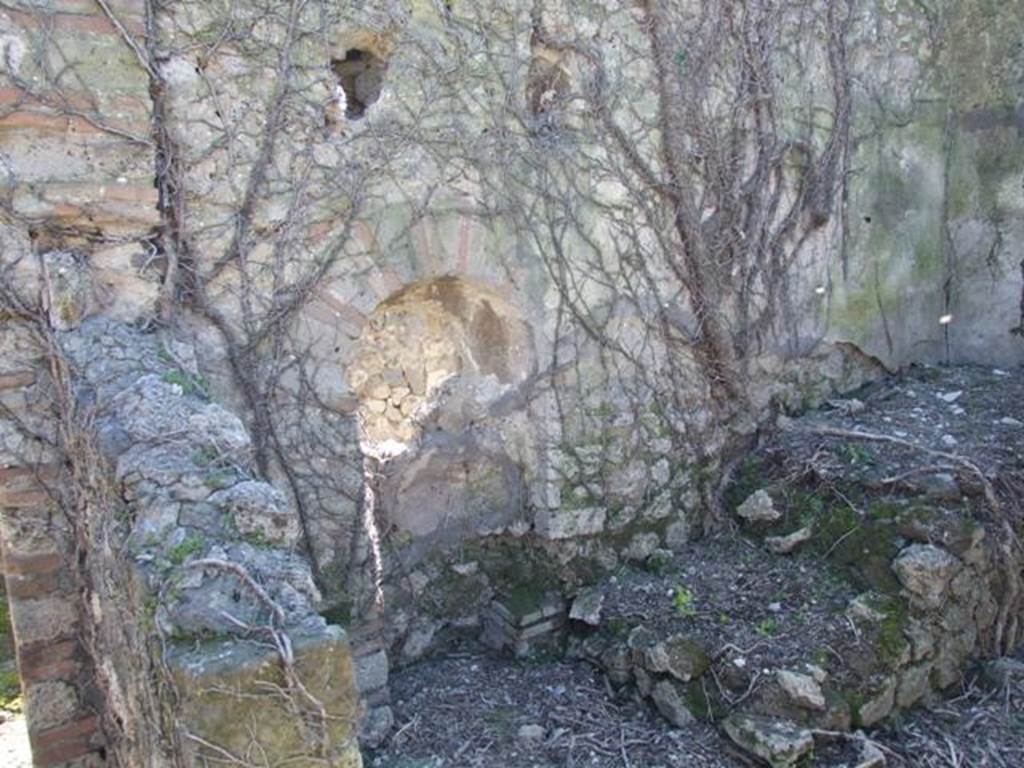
332, 47, 388, 120
347, 276, 536, 562
527, 55, 570, 118
348, 276, 534, 458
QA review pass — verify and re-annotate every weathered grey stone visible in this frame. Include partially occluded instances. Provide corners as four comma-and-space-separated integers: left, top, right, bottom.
354, 649, 389, 694
847, 593, 888, 624
209, 480, 300, 546
736, 490, 781, 523
625, 531, 661, 561
9, 596, 77, 645
893, 545, 960, 609
170, 626, 362, 768
659, 635, 710, 683
857, 675, 897, 727
517, 723, 546, 742
569, 588, 604, 626
651, 679, 695, 728
541, 507, 607, 539
360, 705, 394, 749
24, 681, 79, 730
776, 669, 826, 711
722, 714, 814, 768
765, 526, 813, 555
896, 662, 932, 709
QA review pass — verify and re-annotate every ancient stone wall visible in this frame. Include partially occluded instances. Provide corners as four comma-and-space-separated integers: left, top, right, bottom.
0, 1, 1021, 764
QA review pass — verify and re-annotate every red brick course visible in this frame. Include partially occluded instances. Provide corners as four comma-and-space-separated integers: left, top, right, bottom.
18, 639, 82, 684
30, 716, 103, 767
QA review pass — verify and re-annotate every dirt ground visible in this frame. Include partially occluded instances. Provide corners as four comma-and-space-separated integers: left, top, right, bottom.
370, 363, 1024, 768
0, 714, 30, 768
369, 637, 1024, 768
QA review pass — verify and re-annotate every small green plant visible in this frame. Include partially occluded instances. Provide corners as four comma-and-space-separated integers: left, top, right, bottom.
0, 593, 20, 713
168, 536, 204, 565
606, 616, 631, 638
646, 550, 673, 576
203, 469, 234, 490
320, 600, 354, 627
755, 617, 777, 636
0, 662, 21, 713
139, 596, 159, 633
672, 585, 697, 617
161, 369, 209, 399
242, 530, 274, 549
838, 443, 876, 467
193, 446, 221, 467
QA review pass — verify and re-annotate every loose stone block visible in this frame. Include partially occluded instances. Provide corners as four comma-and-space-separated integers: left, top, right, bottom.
539, 507, 606, 539
170, 626, 362, 768
776, 669, 826, 711
353, 648, 389, 695
651, 679, 695, 728
736, 490, 781, 523
893, 545, 960, 609
723, 714, 814, 768
482, 592, 568, 658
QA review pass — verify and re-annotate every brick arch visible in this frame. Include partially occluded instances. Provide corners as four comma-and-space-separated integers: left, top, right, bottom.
303, 207, 546, 363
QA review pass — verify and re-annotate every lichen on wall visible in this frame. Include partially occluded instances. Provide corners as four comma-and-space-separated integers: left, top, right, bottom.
830, 0, 1024, 368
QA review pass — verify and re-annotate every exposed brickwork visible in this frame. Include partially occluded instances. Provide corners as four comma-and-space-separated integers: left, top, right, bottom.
1, 352, 107, 765
0, 0, 152, 759
30, 715, 103, 767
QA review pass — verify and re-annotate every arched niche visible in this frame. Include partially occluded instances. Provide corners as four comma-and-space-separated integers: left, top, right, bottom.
348, 276, 537, 562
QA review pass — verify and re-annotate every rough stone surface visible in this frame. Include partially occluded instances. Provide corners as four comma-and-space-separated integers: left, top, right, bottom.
517, 723, 546, 742
776, 669, 826, 711
723, 714, 814, 768
2, 3, 1023, 765
736, 490, 781, 523
893, 545, 961, 609
650, 680, 695, 728
23, 681, 79, 731
354, 649, 389, 695
170, 627, 362, 768
765, 526, 813, 555
569, 589, 604, 626
359, 705, 394, 749
857, 676, 898, 727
